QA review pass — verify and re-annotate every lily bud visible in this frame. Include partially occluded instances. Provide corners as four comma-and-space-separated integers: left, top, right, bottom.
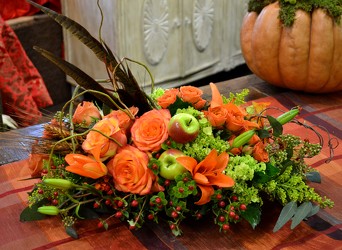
37, 205, 60, 215
44, 178, 75, 190
231, 130, 256, 149
276, 108, 300, 125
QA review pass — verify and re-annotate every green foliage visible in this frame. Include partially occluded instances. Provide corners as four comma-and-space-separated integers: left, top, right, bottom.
248, 0, 342, 26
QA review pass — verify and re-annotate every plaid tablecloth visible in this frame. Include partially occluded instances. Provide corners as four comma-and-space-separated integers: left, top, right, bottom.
0, 92, 341, 249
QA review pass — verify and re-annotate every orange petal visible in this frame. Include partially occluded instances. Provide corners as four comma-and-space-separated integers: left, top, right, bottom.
207, 173, 235, 188
176, 156, 198, 174
214, 152, 229, 173
209, 83, 223, 108
195, 185, 215, 205
193, 172, 210, 185
195, 149, 218, 174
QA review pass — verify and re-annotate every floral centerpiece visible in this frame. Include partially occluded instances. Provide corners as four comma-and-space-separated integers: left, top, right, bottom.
20, 1, 334, 238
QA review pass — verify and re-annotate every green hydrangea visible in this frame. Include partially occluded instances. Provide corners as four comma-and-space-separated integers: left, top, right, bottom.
225, 155, 266, 181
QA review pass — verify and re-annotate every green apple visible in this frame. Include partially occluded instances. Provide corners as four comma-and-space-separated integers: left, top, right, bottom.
168, 113, 200, 144
159, 149, 188, 180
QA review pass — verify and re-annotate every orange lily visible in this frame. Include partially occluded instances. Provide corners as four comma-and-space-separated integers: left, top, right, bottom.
176, 149, 234, 205
65, 154, 107, 179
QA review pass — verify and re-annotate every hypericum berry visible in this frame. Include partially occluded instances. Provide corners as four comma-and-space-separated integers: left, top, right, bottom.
41, 169, 48, 174
176, 206, 182, 211
131, 200, 139, 207
105, 199, 111, 205
231, 195, 238, 202
196, 213, 203, 219
53, 191, 58, 197
115, 211, 123, 218
147, 214, 154, 220
234, 215, 240, 220
216, 193, 222, 200
117, 200, 124, 208
93, 202, 100, 209
152, 164, 158, 170
222, 224, 230, 231
97, 222, 103, 228
171, 211, 178, 218
168, 200, 173, 206
51, 165, 56, 169
178, 187, 184, 193
183, 177, 189, 182
239, 204, 247, 211
155, 197, 162, 204
229, 211, 235, 218
218, 201, 226, 208
107, 190, 113, 195
188, 185, 194, 191
230, 206, 235, 211
218, 216, 225, 222
164, 179, 171, 186
38, 189, 44, 194
149, 202, 155, 207
170, 224, 176, 230
129, 225, 136, 230
51, 199, 58, 206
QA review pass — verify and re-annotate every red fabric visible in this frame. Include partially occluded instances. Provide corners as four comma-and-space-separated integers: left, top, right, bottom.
0, 0, 61, 20
0, 15, 53, 126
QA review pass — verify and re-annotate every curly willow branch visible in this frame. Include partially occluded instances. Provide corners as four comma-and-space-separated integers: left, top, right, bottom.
293, 120, 339, 163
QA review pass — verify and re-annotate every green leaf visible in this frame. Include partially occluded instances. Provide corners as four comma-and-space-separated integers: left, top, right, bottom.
258, 129, 270, 139
77, 207, 100, 219
291, 202, 312, 229
253, 163, 279, 183
65, 226, 78, 239
20, 199, 48, 221
306, 172, 321, 183
267, 115, 283, 137
75, 204, 85, 219
168, 97, 192, 116
273, 201, 297, 232
306, 204, 320, 218
240, 204, 261, 229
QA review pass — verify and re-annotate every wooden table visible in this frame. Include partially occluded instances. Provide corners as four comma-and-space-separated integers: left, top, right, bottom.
1, 75, 341, 249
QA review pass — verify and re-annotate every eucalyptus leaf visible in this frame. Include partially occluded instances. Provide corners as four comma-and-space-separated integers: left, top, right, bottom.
267, 115, 283, 137
65, 226, 78, 239
291, 202, 312, 229
306, 172, 321, 183
306, 204, 320, 218
273, 201, 297, 232
240, 204, 261, 229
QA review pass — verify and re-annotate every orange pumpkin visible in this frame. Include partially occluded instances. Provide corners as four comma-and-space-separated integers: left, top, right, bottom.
240, 1, 342, 93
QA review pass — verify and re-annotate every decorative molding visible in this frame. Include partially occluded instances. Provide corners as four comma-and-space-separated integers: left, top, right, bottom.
142, 0, 169, 65
192, 0, 214, 52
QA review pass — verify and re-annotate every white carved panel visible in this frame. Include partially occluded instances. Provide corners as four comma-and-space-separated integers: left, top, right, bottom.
192, 0, 214, 52
142, 0, 170, 65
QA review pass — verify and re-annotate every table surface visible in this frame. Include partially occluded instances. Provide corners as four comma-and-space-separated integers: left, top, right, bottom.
1, 74, 341, 249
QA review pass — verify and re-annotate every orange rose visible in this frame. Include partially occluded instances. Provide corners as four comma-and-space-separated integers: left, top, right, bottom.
65, 154, 107, 179
82, 117, 127, 161
28, 153, 50, 177
178, 86, 204, 105
104, 106, 138, 133
157, 89, 179, 109
131, 109, 171, 152
72, 101, 101, 126
204, 106, 228, 127
107, 145, 164, 195
252, 141, 269, 162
